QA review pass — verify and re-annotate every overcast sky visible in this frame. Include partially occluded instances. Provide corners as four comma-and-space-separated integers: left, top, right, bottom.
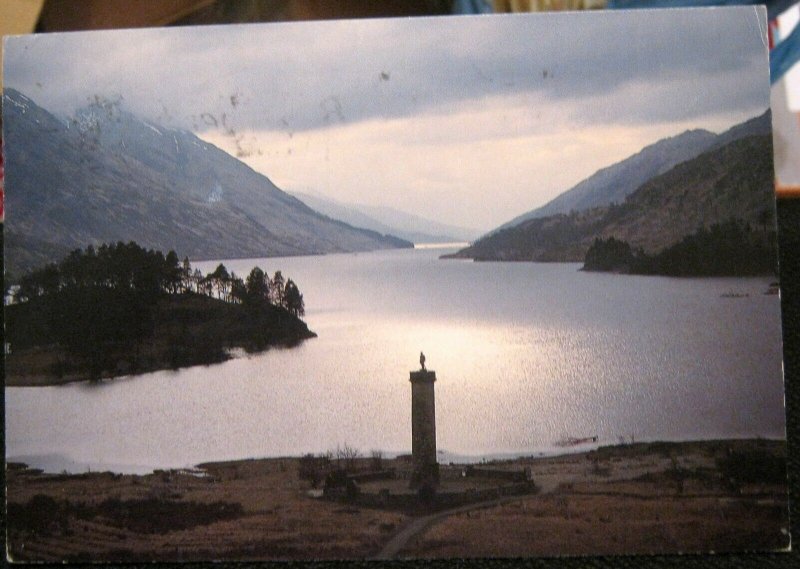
3, 7, 771, 231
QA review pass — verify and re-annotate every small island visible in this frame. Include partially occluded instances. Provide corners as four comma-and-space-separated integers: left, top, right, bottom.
5, 241, 316, 386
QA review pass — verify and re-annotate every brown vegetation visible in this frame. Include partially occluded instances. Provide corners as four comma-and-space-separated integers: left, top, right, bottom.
399, 439, 789, 558
5, 458, 406, 561
5, 439, 788, 561
403, 492, 787, 558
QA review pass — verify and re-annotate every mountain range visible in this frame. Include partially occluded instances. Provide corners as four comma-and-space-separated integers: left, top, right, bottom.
496, 111, 772, 231
290, 191, 478, 244
450, 112, 775, 264
2, 89, 411, 278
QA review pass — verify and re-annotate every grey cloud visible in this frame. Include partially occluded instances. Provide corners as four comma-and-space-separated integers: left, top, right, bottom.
3, 7, 769, 135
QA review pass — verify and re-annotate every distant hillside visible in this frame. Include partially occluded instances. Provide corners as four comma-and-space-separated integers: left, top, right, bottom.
2, 89, 411, 278
449, 134, 776, 264
583, 221, 776, 277
708, 111, 774, 150
291, 192, 479, 244
496, 111, 772, 231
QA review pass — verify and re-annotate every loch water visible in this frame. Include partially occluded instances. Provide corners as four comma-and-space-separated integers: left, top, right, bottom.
5, 246, 786, 473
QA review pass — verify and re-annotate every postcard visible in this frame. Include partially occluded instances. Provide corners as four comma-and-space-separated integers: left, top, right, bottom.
2, 7, 789, 561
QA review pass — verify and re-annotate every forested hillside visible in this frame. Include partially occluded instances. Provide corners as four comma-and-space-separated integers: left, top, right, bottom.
448, 134, 776, 276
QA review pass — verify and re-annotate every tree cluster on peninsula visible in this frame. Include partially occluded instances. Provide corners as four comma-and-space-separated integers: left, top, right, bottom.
13, 242, 305, 316
5, 241, 314, 384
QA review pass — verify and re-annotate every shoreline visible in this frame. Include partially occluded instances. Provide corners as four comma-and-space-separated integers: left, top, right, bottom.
6, 438, 789, 561
3, 339, 314, 388
8, 435, 789, 477
4, 343, 300, 388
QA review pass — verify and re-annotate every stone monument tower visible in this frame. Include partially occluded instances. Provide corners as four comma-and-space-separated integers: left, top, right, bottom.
409, 354, 438, 490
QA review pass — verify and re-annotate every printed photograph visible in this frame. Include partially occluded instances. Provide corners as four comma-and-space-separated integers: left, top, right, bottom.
2, 7, 790, 561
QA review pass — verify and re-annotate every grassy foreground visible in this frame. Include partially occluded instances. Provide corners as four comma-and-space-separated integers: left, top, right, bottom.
5, 439, 789, 561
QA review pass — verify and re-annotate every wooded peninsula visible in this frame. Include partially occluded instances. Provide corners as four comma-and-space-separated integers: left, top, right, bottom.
582, 219, 777, 276
5, 241, 316, 386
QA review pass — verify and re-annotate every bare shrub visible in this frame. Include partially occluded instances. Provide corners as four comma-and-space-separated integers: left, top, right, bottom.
334, 443, 361, 472
369, 450, 384, 471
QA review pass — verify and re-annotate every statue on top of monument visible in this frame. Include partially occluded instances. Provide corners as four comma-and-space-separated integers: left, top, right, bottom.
420, 351, 426, 371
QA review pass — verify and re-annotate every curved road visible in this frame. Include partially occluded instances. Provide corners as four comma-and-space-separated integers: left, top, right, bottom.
373, 492, 541, 560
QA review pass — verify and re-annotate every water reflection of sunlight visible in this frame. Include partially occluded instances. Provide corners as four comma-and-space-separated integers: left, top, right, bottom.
5, 255, 785, 473
365, 319, 542, 374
